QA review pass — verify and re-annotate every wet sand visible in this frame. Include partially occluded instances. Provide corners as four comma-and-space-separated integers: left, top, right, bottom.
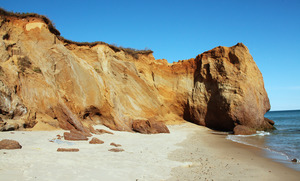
167, 123, 300, 181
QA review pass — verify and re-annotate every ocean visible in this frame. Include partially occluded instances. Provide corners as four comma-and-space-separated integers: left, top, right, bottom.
227, 110, 300, 171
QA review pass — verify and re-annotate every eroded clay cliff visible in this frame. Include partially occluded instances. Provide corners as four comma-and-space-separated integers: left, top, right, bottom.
0, 10, 274, 133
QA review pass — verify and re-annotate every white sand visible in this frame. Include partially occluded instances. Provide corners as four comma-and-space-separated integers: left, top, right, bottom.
1, 123, 299, 181
0, 125, 191, 181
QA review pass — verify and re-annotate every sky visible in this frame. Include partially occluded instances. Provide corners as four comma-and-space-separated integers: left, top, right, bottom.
1, 0, 299, 111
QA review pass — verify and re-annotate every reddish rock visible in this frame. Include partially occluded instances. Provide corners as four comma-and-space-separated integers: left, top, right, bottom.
57, 148, 79, 152
233, 125, 256, 135
56, 134, 63, 139
184, 44, 274, 132
89, 137, 104, 144
110, 142, 121, 147
0, 139, 22, 149
70, 129, 92, 137
109, 148, 124, 152
132, 120, 170, 134
64, 131, 88, 141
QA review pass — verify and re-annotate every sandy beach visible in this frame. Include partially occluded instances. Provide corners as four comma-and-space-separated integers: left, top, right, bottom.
1, 123, 299, 181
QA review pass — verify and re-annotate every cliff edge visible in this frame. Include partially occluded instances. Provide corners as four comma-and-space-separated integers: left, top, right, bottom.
0, 9, 274, 134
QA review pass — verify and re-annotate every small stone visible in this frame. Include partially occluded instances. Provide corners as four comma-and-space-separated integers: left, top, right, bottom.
109, 148, 124, 152
89, 137, 104, 144
110, 142, 121, 147
57, 148, 79, 152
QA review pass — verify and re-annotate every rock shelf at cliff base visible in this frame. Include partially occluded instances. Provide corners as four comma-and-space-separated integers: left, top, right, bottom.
0, 9, 274, 134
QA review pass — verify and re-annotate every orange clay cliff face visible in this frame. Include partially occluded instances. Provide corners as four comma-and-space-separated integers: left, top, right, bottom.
0, 10, 274, 134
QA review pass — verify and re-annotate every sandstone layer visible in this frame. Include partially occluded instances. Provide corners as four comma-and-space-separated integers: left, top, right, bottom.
0, 9, 273, 133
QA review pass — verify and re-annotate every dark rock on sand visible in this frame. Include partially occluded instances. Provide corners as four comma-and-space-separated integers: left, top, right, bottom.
64, 131, 88, 141
89, 137, 104, 144
291, 158, 298, 163
0, 139, 22, 149
110, 142, 122, 147
109, 148, 124, 152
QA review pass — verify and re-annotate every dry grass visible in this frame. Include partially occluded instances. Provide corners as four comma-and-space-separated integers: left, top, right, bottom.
0, 8, 60, 36
33, 67, 42, 73
0, 8, 153, 59
59, 36, 153, 59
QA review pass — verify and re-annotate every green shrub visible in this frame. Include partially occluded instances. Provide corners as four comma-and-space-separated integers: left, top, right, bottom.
17, 56, 31, 72
94, 67, 100, 73
0, 66, 3, 76
33, 67, 42, 73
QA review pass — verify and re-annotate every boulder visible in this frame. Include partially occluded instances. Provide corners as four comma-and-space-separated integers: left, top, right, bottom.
184, 44, 274, 131
70, 129, 92, 137
0, 139, 22, 149
233, 125, 256, 135
291, 158, 298, 163
132, 120, 170, 134
89, 137, 104, 144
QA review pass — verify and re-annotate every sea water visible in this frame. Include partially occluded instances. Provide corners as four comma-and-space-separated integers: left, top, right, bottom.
227, 110, 300, 171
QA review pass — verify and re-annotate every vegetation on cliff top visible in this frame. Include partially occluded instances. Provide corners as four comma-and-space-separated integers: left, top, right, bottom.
0, 8, 60, 36
0, 8, 153, 58
58, 36, 153, 59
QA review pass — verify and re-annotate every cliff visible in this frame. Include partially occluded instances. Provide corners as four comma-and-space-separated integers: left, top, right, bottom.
0, 9, 274, 133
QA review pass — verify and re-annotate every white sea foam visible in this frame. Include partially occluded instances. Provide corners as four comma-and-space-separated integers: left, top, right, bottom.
255, 131, 271, 136
226, 134, 295, 163
229, 131, 271, 138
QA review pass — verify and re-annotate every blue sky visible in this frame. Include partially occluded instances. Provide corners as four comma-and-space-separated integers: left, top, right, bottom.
1, 0, 299, 111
